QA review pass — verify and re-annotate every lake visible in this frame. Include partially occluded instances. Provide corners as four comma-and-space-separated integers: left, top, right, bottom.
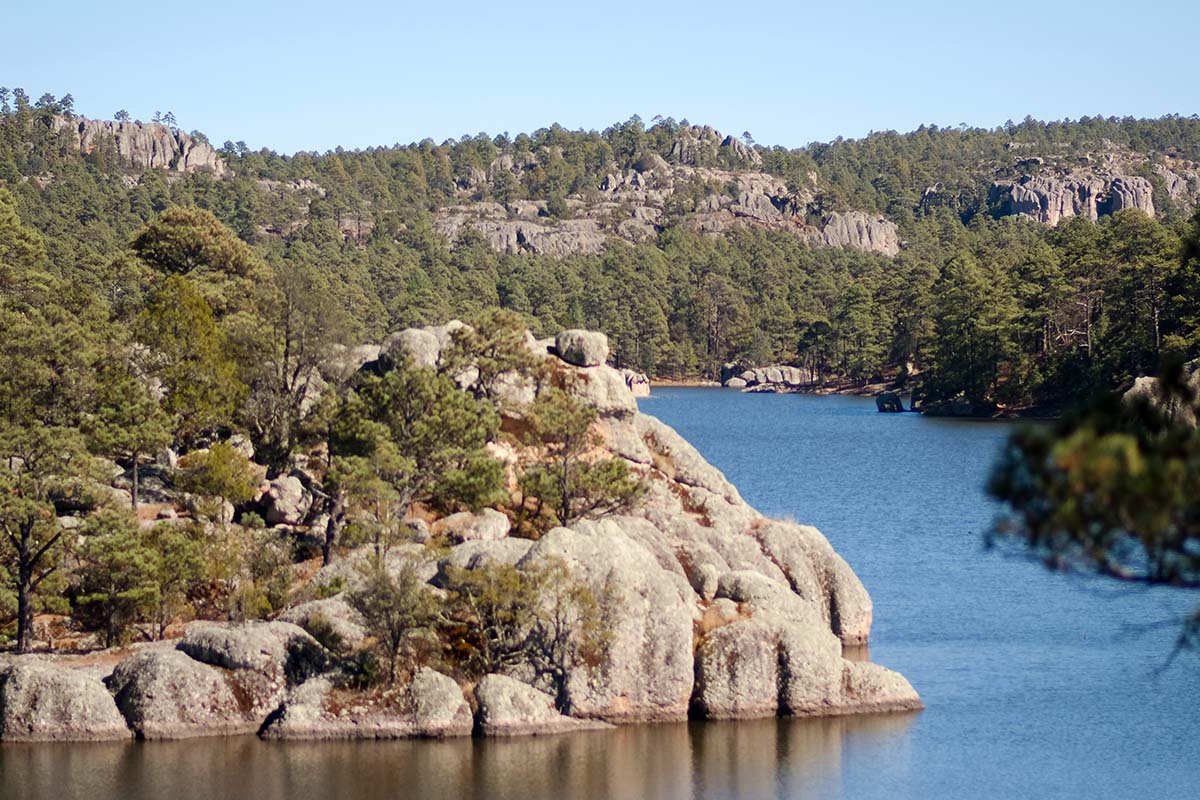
3, 389, 1197, 799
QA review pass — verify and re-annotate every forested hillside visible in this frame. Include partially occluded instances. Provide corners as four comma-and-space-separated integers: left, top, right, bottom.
4, 87, 1200, 408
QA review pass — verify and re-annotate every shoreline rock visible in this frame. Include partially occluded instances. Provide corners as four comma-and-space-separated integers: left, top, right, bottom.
474, 674, 614, 736
0, 657, 131, 741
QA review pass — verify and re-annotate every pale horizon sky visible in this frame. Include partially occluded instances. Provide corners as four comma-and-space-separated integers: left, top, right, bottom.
3, 0, 1196, 155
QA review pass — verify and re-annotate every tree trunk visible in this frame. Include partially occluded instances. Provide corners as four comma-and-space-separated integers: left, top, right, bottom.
323, 491, 347, 566
16, 564, 33, 653
131, 453, 140, 511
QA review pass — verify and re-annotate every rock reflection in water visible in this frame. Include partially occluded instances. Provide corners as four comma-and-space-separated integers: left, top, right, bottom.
1, 713, 917, 800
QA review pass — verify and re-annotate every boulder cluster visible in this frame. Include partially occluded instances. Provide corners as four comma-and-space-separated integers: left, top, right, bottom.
0, 325, 920, 742
721, 363, 819, 392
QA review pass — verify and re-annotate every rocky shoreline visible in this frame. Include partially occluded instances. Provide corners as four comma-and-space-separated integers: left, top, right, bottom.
0, 325, 921, 743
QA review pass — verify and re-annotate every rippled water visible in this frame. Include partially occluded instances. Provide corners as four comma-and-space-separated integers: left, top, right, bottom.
3, 389, 1198, 799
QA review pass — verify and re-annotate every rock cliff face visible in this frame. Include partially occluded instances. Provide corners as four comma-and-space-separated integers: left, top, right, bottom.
991, 168, 1157, 225
1154, 161, 1200, 207
434, 155, 900, 258
51, 116, 226, 175
817, 211, 902, 256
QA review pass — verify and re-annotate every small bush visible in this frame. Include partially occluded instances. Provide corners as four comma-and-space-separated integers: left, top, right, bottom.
301, 612, 347, 655
337, 649, 381, 690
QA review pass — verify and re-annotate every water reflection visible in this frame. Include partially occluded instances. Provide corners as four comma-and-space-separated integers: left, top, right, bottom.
0, 713, 918, 800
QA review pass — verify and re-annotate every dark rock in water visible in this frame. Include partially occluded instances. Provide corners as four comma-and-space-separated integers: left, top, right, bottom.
720, 363, 746, 384
875, 393, 905, 413
919, 396, 997, 418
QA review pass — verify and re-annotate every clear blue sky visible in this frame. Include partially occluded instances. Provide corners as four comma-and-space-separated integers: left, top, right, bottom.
3, 0, 1195, 154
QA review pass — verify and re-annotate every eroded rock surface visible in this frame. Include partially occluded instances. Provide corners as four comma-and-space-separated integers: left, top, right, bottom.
52, 116, 226, 175
474, 674, 613, 736
0, 657, 130, 741
107, 647, 254, 739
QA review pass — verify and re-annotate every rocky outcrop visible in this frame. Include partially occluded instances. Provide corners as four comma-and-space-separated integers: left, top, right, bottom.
817, 212, 901, 256
16, 322, 917, 742
1154, 162, 1200, 208
435, 215, 607, 258
554, 329, 610, 367
876, 393, 905, 412
918, 395, 999, 418
1122, 359, 1200, 427
669, 125, 723, 165
51, 116, 226, 175
991, 171, 1154, 225
720, 134, 762, 166
0, 657, 130, 741
1107, 176, 1156, 215
428, 124, 905, 258
474, 674, 613, 736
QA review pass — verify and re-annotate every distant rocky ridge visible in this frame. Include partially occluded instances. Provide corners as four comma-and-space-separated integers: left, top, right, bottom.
436, 128, 902, 257
39, 116, 1200, 261
0, 324, 920, 742
50, 116, 226, 176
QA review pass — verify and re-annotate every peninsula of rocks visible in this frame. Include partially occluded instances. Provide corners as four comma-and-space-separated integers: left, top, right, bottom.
0, 324, 920, 742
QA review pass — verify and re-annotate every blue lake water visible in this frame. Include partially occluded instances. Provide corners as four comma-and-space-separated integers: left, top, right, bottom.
3, 389, 1197, 799
640, 388, 1200, 799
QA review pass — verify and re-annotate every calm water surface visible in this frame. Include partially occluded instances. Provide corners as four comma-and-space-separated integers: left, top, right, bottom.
3, 389, 1197, 799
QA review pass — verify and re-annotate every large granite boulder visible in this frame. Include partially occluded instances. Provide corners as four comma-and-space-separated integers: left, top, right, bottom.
517, 519, 696, 722
432, 508, 511, 543
107, 647, 254, 739
177, 621, 325, 675
411, 667, 475, 736
474, 674, 613, 736
564, 365, 638, 417
176, 621, 328, 719
555, 330, 610, 367
0, 657, 130, 741
264, 474, 313, 525
381, 328, 440, 369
